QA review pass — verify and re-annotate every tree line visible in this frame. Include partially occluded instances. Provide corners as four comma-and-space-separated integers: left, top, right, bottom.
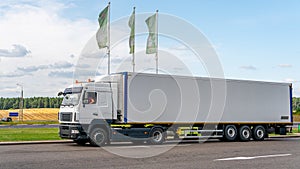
293, 97, 300, 114
0, 97, 63, 110
1, 97, 300, 112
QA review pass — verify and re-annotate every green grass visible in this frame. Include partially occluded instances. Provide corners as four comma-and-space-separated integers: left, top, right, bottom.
0, 128, 61, 142
0, 120, 59, 125
292, 128, 300, 133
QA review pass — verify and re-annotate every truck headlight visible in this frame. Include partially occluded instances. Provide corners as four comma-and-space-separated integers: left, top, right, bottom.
71, 129, 79, 134
74, 113, 79, 122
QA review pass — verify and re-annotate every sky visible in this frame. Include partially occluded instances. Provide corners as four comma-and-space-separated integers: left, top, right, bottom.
0, 0, 300, 97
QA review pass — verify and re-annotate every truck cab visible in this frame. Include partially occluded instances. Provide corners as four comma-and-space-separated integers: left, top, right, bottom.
58, 75, 119, 146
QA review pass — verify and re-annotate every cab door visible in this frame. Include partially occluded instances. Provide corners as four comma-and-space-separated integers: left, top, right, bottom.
79, 90, 99, 124
98, 92, 113, 120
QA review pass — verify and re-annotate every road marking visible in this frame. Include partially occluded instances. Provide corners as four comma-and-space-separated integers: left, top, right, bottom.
214, 154, 292, 161
109, 144, 191, 149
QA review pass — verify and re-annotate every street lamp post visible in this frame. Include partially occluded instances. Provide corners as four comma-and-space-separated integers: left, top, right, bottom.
16, 83, 23, 122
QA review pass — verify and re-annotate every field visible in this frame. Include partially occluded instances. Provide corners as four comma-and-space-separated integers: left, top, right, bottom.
0, 108, 299, 122
0, 108, 59, 121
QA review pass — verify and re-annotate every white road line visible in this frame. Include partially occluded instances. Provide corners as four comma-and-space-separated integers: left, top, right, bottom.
109, 144, 191, 149
214, 154, 292, 161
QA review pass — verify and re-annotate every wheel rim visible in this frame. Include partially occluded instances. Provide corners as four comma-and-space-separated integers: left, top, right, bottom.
256, 128, 264, 139
94, 131, 105, 144
242, 129, 250, 139
227, 128, 236, 138
153, 131, 163, 142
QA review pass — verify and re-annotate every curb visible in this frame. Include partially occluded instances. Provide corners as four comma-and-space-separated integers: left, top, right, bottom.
0, 140, 73, 146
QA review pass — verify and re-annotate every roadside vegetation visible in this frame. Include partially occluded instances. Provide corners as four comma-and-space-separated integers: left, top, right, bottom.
293, 97, 300, 114
0, 121, 58, 125
0, 97, 62, 110
0, 128, 61, 142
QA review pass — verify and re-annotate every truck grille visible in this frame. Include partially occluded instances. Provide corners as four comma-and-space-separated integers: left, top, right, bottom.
60, 112, 72, 122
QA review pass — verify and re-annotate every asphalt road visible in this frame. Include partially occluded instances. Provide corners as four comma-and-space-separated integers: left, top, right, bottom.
0, 138, 299, 169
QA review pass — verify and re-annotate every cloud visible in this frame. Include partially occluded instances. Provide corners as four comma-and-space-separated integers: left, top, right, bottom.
0, 86, 21, 93
284, 78, 299, 83
48, 71, 73, 78
17, 65, 48, 72
111, 57, 129, 64
277, 64, 292, 68
75, 63, 90, 69
0, 1, 98, 97
17, 61, 74, 72
0, 44, 31, 57
81, 51, 107, 59
0, 70, 29, 78
50, 61, 74, 69
239, 65, 257, 70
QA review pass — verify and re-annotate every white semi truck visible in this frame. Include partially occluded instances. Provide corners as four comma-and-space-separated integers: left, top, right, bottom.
58, 72, 293, 146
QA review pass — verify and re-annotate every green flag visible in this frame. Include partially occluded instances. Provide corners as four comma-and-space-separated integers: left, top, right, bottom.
128, 8, 135, 54
145, 13, 157, 54
96, 5, 109, 49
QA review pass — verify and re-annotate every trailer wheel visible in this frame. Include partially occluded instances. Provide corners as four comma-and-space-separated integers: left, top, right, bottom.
89, 128, 107, 147
148, 128, 165, 145
239, 125, 252, 142
252, 125, 266, 141
224, 125, 238, 141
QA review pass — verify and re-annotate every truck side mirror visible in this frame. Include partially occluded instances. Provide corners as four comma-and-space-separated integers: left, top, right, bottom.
58, 92, 63, 96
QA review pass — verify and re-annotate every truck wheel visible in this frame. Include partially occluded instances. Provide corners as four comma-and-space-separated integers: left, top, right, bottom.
224, 125, 237, 141
239, 125, 251, 142
252, 125, 266, 141
89, 128, 107, 147
148, 128, 165, 145
74, 139, 88, 146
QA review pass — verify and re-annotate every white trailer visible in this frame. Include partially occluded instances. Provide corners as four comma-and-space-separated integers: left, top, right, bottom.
58, 72, 293, 146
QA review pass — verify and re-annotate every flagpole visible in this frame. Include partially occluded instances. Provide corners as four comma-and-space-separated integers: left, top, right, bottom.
107, 2, 111, 75
132, 49, 135, 73
132, 7, 136, 73
155, 10, 158, 74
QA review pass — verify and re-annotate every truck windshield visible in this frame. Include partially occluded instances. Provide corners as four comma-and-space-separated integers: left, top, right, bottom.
62, 93, 81, 106
61, 87, 83, 106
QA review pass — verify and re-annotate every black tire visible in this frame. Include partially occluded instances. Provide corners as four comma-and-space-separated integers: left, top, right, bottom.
89, 128, 107, 147
148, 128, 165, 145
239, 125, 252, 142
74, 139, 88, 146
224, 125, 238, 141
252, 125, 266, 141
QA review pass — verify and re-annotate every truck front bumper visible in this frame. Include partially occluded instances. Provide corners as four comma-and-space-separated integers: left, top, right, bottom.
59, 124, 87, 140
